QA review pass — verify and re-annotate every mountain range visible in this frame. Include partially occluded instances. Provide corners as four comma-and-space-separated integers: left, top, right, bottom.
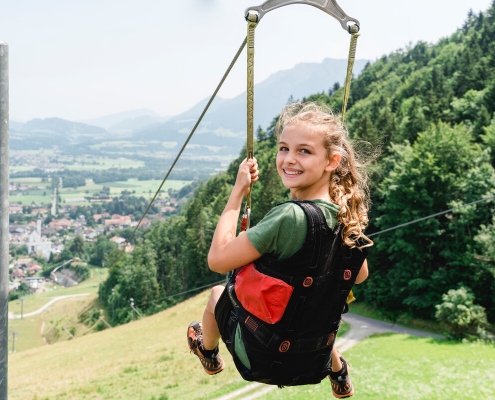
10, 57, 369, 154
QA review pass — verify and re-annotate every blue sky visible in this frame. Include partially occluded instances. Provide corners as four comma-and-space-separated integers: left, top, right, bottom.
1, 0, 493, 121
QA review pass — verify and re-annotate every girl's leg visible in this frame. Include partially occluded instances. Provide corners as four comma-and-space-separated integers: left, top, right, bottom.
331, 347, 343, 371
202, 285, 224, 350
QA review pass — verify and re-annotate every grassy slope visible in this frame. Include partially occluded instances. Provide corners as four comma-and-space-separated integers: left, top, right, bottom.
263, 334, 495, 400
9, 290, 495, 400
9, 268, 108, 316
8, 269, 109, 352
8, 290, 249, 400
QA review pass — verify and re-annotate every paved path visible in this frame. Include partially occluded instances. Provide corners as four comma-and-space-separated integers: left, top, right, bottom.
8, 293, 91, 319
214, 313, 444, 400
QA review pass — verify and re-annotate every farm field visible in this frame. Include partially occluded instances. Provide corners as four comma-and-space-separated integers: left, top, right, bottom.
9, 153, 144, 174
8, 290, 495, 400
9, 178, 192, 206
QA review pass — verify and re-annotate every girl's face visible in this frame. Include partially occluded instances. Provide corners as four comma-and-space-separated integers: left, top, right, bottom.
276, 123, 341, 200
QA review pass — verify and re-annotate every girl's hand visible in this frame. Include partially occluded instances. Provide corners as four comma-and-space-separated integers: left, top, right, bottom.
235, 158, 259, 196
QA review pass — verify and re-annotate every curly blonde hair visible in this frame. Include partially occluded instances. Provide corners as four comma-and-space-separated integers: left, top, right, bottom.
276, 102, 373, 248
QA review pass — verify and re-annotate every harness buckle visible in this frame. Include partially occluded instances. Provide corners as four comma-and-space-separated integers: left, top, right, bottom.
279, 340, 291, 353
302, 277, 313, 287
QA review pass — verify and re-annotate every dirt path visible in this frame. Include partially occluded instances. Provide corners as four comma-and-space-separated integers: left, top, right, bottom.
214, 313, 444, 400
8, 293, 91, 319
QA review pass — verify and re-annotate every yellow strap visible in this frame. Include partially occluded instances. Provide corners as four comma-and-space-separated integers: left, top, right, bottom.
347, 290, 356, 304
341, 32, 360, 122
246, 16, 257, 212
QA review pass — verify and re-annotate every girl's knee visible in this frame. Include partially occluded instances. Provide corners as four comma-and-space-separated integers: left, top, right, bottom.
206, 285, 225, 312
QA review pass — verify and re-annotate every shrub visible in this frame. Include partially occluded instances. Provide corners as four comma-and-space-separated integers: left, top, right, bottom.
435, 287, 488, 338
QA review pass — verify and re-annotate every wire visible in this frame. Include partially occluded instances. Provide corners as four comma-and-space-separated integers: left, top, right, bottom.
138, 279, 225, 307
111, 37, 247, 267
367, 195, 495, 238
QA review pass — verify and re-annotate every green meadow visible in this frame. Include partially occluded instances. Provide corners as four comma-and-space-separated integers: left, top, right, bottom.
8, 268, 108, 353
9, 178, 192, 206
8, 289, 495, 400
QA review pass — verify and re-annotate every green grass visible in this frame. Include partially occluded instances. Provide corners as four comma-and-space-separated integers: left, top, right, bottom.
56, 178, 191, 207
9, 268, 108, 315
9, 288, 495, 400
262, 334, 495, 399
9, 290, 251, 400
10, 178, 192, 207
8, 294, 98, 353
8, 268, 109, 354
63, 157, 144, 171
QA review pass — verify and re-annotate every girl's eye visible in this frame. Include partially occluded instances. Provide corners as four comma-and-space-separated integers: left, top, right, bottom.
300, 149, 311, 154
279, 146, 289, 152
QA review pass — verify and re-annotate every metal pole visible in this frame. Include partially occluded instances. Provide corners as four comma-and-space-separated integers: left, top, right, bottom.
0, 41, 10, 400
9, 331, 17, 354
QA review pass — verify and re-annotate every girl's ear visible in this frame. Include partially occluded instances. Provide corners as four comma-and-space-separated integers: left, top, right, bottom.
325, 153, 342, 172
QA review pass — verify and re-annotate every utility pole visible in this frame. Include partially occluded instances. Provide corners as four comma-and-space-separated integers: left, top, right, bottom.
129, 298, 143, 319
8, 331, 17, 354
111, 288, 115, 321
0, 41, 9, 400
130, 298, 134, 321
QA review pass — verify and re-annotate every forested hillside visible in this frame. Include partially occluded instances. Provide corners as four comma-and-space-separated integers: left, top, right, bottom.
99, 4, 495, 327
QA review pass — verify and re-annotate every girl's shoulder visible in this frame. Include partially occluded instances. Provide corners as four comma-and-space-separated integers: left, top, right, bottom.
262, 201, 307, 225
281, 200, 340, 230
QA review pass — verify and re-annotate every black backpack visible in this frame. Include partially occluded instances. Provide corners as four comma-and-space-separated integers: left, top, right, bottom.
223, 201, 368, 386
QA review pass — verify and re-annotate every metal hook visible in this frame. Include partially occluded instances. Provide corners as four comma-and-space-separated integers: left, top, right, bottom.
245, 0, 359, 32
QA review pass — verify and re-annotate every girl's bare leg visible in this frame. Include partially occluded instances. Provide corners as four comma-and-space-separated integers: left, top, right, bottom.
202, 285, 224, 350
331, 347, 343, 372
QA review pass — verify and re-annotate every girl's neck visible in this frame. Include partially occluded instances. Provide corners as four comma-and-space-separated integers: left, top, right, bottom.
290, 183, 332, 202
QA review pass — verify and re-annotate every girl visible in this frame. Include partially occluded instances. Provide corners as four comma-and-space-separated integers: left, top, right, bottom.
187, 102, 372, 398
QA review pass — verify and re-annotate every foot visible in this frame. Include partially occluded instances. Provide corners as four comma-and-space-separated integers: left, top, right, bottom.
187, 321, 224, 375
329, 356, 354, 398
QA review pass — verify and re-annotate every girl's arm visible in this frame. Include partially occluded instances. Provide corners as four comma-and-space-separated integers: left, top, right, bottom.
208, 158, 262, 274
354, 259, 368, 284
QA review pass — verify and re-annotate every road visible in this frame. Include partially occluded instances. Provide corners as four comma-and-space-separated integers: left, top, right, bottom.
8, 293, 91, 319
214, 313, 444, 400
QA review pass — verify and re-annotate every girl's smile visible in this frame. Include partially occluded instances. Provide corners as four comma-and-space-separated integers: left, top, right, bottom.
276, 123, 341, 200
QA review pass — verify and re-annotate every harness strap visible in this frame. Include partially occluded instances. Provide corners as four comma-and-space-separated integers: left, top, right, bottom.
256, 263, 335, 287
296, 202, 323, 269
228, 283, 338, 354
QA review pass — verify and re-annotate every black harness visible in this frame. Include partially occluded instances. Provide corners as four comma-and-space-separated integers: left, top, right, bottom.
223, 200, 368, 386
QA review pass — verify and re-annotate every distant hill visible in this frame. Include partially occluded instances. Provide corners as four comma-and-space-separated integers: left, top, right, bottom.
81, 108, 169, 130
8, 59, 368, 152
20, 117, 107, 135
9, 117, 108, 150
107, 114, 163, 134
134, 57, 369, 154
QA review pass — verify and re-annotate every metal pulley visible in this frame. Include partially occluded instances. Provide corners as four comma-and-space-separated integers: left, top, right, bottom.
245, 0, 360, 32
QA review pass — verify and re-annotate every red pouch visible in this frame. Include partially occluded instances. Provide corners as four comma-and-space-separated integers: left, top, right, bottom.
235, 263, 294, 324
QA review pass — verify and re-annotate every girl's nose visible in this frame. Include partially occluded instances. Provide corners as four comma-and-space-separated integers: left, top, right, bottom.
285, 150, 296, 164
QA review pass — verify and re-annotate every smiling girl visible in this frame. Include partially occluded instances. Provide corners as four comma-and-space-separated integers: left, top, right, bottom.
187, 102, 372, 398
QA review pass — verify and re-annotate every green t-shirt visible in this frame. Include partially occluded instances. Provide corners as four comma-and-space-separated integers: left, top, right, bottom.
246, 200, 340, 259
235, 200, 340, 368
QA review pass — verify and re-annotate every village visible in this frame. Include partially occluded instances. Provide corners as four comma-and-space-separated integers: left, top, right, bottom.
7, 186, 181, 297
